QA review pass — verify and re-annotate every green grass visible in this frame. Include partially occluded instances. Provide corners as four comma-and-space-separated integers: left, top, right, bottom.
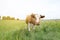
0, 20, 60, 40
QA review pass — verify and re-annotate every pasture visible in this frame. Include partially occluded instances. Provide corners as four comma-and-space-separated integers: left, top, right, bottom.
0, 20, 60, 40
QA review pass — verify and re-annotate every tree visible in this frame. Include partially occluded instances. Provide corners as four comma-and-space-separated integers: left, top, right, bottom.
17, 18, 19, 20
11, 17, 15, 20
6, 16, 10, 20
2, 16, 6, 20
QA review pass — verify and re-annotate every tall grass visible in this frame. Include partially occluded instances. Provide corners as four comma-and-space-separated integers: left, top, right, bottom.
0, 20, 60, 40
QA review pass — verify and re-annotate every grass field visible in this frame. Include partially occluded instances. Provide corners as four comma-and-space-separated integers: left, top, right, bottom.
0, 20, 60, 40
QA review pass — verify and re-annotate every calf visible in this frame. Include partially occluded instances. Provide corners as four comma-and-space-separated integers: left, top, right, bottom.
26, 13, 45, 31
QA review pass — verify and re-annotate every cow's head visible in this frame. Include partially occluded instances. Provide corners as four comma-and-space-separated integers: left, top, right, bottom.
31, 14, 45, 25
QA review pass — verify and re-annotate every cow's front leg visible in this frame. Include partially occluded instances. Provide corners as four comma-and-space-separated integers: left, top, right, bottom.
28, 23, 31, 31
31, 24, 35, 30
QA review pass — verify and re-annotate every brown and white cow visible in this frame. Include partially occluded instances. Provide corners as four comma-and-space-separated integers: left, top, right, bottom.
26, 13, 45, 31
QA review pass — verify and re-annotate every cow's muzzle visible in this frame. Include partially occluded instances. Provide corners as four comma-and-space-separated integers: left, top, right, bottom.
36, 22, 40, 25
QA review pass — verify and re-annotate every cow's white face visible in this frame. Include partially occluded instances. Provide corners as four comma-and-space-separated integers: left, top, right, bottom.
35, 15, 40, 25
35, 14, 45, 25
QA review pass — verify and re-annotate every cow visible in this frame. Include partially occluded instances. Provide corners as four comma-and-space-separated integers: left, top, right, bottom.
25, 13, 45, 31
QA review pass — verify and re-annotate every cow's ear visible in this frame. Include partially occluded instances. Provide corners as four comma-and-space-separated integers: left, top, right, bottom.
40, 15, 45, 18
31, 14, 35, 18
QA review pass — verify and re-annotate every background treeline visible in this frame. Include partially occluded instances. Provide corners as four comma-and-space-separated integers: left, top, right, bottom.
0, 16, 19, 20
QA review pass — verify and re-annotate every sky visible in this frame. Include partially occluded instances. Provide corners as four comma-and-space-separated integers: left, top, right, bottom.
0, 0, 60, 20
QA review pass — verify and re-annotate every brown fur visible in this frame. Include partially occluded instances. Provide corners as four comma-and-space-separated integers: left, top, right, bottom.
26, 14, 36, 25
